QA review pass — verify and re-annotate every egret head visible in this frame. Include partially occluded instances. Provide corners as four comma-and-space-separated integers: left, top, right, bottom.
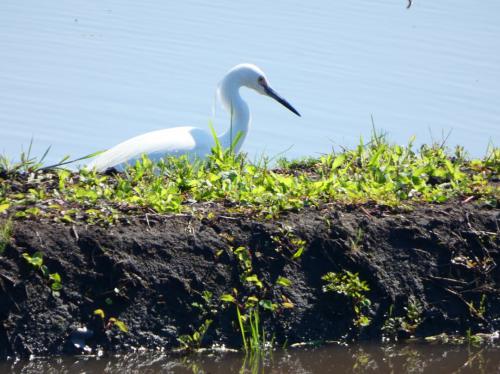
225, 64, 301, 117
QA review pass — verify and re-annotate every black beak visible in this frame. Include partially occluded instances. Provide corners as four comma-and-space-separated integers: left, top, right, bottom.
264, 85, 301, 117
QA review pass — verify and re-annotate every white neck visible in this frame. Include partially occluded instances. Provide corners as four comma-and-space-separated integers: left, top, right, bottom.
217, 76, 250, 153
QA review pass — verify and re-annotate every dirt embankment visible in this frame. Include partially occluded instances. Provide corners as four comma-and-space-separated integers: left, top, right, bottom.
0, 201, 498, 358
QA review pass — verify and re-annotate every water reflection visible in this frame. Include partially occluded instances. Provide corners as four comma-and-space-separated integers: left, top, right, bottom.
2, 344, 500, 374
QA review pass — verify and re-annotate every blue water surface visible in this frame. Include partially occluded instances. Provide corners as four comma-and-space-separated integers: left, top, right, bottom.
1, 0, 499, 165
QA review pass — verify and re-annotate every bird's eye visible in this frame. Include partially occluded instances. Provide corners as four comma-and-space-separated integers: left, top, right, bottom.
258, 76, 266, 86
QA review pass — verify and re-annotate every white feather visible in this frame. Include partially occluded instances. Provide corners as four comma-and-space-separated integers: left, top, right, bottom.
86, 63, 300, 171
87, 127, 213, 171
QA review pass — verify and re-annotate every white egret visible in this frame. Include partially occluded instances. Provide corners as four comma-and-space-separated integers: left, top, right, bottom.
86, 63, 300, 171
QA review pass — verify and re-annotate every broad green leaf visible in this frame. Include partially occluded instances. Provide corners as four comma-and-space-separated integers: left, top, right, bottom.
49, 272, 61, 283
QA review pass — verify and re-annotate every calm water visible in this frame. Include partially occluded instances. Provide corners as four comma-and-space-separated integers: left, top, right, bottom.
2, 344, 500, 373
1, 1, 499, 166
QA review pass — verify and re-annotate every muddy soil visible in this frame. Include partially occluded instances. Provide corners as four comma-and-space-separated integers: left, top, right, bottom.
0, 200, 498, 358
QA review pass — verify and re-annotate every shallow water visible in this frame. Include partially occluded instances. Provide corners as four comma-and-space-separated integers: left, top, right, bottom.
2, 344, 500, 373
0, 1, 499, 165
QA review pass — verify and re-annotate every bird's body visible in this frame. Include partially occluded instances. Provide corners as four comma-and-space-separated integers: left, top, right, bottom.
87, 126, 213, 170
87, 63, 300, 171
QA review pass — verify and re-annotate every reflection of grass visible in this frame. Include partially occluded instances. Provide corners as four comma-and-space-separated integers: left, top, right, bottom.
0, 134, 498, 224
239, 349, 266, 374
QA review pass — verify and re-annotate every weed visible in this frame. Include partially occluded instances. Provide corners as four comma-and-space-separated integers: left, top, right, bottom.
322, 270, 372, 327
178, 319, 212, 351
349, 227, 364, 252
221, 292, 271, 353
0, 218, 13, 255
22, 251, 62, 294
382, 296, 423, 339
478, 294, 487, 317
0, 134, 498, 223
403, 296, 423, 330
0, 139, 51, 173
191, 290, 218, 316
220, 246, 285, 352
271, 226, 307, 260
381, 305, 399, 338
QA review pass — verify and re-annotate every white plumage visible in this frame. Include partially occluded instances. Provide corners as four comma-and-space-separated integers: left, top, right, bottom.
87, 63, 300, 171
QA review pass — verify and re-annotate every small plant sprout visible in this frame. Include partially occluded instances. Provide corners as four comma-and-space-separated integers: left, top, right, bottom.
22, 251, 62, 295
48, 272, 63, 292
22, 251, 44, 269
349, 227, 364, 252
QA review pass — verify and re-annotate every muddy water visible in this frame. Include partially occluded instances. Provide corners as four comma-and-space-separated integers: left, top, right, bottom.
2, 344, 499, 373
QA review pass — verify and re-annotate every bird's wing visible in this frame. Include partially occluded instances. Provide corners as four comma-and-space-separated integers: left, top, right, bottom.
87, 126, 212, 171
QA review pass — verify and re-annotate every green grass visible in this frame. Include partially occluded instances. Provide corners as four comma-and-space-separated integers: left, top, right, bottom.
0, 134, 498, 224
0, 218, 13, 255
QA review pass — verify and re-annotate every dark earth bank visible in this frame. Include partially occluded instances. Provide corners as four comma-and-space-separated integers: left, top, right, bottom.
0, 200, 499, 359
